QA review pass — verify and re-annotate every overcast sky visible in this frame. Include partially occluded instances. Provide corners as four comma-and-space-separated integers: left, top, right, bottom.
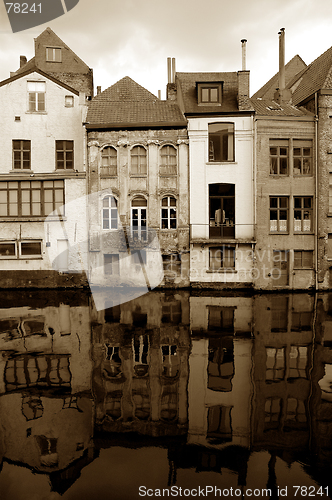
1, 0, 332, 99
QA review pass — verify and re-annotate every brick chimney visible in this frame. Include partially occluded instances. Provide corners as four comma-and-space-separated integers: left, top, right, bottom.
20, 55, 27, 68
274, 28, 292, 103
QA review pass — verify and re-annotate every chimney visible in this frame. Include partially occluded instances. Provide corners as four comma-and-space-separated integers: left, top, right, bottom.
20, 55, 27, 68
166, 57, 177, 101
241, 39, 247, 71
274, 28, 291, 103
97, 86, 101, 95
158, 90, 161, 100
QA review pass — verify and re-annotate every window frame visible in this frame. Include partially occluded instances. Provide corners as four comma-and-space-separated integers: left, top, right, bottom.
131, 145, 147, 175
101, 146, 117, 177
161, 196, 177, 230
46, 47, 62, 62
269, 196, 289, 233
209, 246, 235, 271
209, 183, 235, 238
293, 196, 313, 233
64, 95, 74, 108
0, 240, 42, 259
104, 253, 120, 276
131, 196, 147, 241
208, 123, 235, 162
197, 83, 222, 105
56, 140, 74, 170
293, 250, 314, 269
269, 141, 289, 176
12, 140, 31, 170
293, 141, 312, 176
27, 81, 46, 112
160, 145, 177, 176
102, 195, 118, 230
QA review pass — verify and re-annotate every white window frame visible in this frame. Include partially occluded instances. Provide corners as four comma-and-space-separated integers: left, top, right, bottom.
46, 47, 62, 62
161, 196, 177, 229
27, 81, 46, 112
102, 196, 118, 230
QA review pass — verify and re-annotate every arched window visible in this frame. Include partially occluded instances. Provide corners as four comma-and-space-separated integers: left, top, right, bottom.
131, 196, 147, 240
101, 146, 117, 176
131, 146, 147, 175
160, 145, 177, 175
102, 196, 118, 230
161, 196, 176, 229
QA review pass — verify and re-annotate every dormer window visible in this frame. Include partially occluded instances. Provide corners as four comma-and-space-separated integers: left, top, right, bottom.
46, 47, 61, 62
197, 83, 222, 105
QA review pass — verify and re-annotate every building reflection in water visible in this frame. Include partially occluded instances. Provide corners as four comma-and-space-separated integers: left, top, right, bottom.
0, 290, 332, 497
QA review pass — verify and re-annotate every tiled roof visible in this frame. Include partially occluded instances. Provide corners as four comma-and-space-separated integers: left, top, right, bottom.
13, 56, 36, 76
0, 67, 79, 95
250, 98, 314, 117
87, 76, 186, 127
176, 72, 240, 114
291, 45, 332, 105
252, 55, 307, 100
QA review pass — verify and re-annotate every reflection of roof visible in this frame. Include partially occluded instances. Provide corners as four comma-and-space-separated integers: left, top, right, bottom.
176, 72, 240, 114
252, 55, 307, 100
250, 98, 314, 117
291, 45, 332, 105
87, 76, 186, 128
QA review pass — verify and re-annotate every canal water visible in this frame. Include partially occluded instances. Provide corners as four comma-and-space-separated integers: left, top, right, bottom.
0, 289, 331, 499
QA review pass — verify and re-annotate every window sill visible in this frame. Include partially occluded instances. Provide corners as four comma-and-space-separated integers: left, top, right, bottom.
269, 174, 289, 177
269, 231, 289, 235
130, 174, 147, 178
206, 161, 237, 166
159, 174, 177, 177
10, 170, 33, 174
293, 267, 314, 270
25, 111, 47, 115
101, 175, 118, 178
294, 231, 314, 235
206, 269, 237, 273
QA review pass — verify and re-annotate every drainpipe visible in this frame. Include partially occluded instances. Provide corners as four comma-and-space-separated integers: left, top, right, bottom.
315, 92, 319, 290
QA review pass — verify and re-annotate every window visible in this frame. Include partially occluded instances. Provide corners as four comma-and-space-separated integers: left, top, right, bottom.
208, 306, 234, 332
131, 196, 147, 240
0, 242, 16, 258
161, 196, 176, 229
209, 184, 235, 238
13, 140, 30, 170
131, 146, 147, 174
65, 95, 74, 107
162, 254, 181, 278
294, 197, 313, 232
272, 250, 289, 286
56, 141, 74, 169
270, 141, 288, 175
270, 197, 288, 232
160, 145, 177, 175
101, 146, 117, 176
161, 300, 181, 325
209, 123, 234, 162
208, 337, 234, 392
0, 180, 64, 217
197, 83, 222, 104
102, 196, 118, 230
207, 406, 232, 442
46, 47, 61, 62
294, 250, 313, 269
20, 241, 42, 257
209, 246, 235, 270
264, 398, 281, 430
293, 141, 312, 175
104, 254, 119, 275
28, 81, 45, 112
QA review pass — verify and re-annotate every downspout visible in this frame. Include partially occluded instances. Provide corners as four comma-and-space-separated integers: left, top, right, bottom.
315, 92, 319, 290
253, 116, 257, 279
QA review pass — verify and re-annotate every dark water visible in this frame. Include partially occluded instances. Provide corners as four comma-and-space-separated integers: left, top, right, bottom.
0, 289, 331, 500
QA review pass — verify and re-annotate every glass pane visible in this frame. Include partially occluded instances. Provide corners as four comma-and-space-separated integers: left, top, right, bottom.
0, 243, 15, 256
201, 88, 209, 102
293, 148, 301, 156
21, 242, 41, 255
280, 158, 288, 174
294, 198, 301, 208
210, 88, 218, 102
270, 157, 278, 174
279, 198, 288, 208
270, 198, 277, 208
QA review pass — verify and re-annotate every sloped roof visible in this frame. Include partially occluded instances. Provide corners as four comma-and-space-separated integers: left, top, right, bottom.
0, 67, 79, 95
87, 76, 186, 128
252, 55, 307, 100
291, 45, 332, 105
250, 98, 314, 117
176, 72, 240, 114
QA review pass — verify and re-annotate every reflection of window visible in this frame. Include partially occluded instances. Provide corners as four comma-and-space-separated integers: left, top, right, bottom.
264, 397, 281, 430
208, 337, 234, 392
102, 196, 118, 230
105, 393, 122, 420
56, 140, 74, 169
22, 396, 44, 420
161, 387, 178, 421
131, 146, 147, 174
288, 346, 308, 378
161, 345, 179, 378
105, 304, 121, 323
101, 147, 117, 176
160, 145, 177, 175
294, 197, 313, 232
207, 406, 232, 443
266, 348, 285, 381
208, 123, 234, 162
294, 250, 313, 269
291, 311, 312, 331
132, 334, 149, 376
162, 300, 181, 324
13, 140, 30, 170
28, 81, 45, 112
270, 141, 288, 175
271, 296, 288, 332
104, 346, 122, 378
293, 141, 312, 175
285, 398, 307, 430
208, 307, 234, 332
209, 183, 235, 238
36, 436, 58, 467
209, 247, 235, 270
104, 254, 119, 275
270, 197, 288, 232
161, 196, 177, 229
133, 391, 150, 420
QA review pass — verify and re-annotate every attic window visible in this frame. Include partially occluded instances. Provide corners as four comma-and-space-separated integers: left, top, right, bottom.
46, 47, 61, 62
197, 83, 222, 105
65, 96, 74, 107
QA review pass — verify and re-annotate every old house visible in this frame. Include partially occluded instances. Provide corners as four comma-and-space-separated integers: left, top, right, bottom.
0, 29, 91, 287
86, 76, 189, 296
169, 50, 256, 288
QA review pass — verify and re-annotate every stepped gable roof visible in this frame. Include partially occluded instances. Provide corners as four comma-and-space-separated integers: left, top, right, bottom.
87, 76, 186, 128
291, 45, 332, 105
176, 72, 240, 114
252, 55, 307, 100
250, 98, 314, 117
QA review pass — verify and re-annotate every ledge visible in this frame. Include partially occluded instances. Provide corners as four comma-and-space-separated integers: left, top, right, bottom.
206, 269, 237, 274
191, 238, 256, 245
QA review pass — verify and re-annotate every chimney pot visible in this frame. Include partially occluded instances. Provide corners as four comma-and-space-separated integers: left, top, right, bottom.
97, 86, 101, 95
167, 57, 172, 84
172, 58, 176, 84
20, 55, 27, 68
